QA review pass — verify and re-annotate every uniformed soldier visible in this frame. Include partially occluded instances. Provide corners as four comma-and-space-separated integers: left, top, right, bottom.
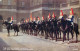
67, 8, 74, 26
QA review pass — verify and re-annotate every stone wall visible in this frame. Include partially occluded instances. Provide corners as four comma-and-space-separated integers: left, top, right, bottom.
42, 10, 60, 19
32, 10, 42, 20
16, 12, 30, 22
0, 11, 16, 21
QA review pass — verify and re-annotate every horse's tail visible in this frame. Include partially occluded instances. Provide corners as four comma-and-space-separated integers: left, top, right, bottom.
74, 23, 79, 34
77, 25, 79, 34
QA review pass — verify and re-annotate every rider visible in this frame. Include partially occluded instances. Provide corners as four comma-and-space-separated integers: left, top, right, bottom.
58, 10, 64, 24
36, 17, 40, 24
66, 8, 74, 26
59, 10, 63, 20
48, 13, 52, 22
8, 16, 13, 29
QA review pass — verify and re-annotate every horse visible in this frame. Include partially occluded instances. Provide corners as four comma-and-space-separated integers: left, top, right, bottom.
60, 18, 68, 42
40, 20, 46, 36
31, 21, 37, 36
73, 23, 79, 42
59, 17, 79, 42
66, 21, 79, 42
43, 19, 54, 40
19, 23, 26, 33
3, 21, 19, 36
52, 19, 60, 41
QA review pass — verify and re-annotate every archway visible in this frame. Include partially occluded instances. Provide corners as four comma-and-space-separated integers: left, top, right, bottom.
0, 15, 3, 32
0, 15, 3, 20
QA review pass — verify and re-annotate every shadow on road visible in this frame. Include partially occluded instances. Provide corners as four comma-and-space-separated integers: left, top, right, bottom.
0, 38, 9, 51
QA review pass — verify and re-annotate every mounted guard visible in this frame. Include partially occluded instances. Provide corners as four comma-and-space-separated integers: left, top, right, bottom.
67, 8, 74, 26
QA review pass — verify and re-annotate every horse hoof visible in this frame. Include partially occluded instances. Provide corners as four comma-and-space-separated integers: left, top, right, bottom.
76, 41, 78, 43
63, 41, 64, 42
16, 35, 18, 36
7, 35, 10, 36
45, 38, 48, 39
55, 40, 57, 42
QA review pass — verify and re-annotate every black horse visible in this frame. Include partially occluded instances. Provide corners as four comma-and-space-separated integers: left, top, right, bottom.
3, 21, 19, 36
66, 21, 79, 42
60, 18, 79, 42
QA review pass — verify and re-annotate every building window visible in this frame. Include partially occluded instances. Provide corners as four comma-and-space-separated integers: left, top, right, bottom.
21, 1, 25, 7
70, 0, 79, 6
0, 0, 2, 5
19, 1, 25, 7
30, 0, 33, 7
8, 0, 12, 5
71, 0, 79, 2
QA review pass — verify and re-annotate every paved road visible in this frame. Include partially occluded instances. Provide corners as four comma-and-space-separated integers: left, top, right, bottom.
0, 29, 80, 51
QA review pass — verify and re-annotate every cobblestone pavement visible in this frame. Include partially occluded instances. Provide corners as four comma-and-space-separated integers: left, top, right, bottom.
0, 29, 80, 51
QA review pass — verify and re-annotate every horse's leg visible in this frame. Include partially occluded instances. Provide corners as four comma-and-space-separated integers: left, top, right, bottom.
30, 29, 31, 35
34, 30, 36, 35
41, 30, 44, 36
37, 30, 39, 35
14, 30, 16, 36
50, 32, 53, 40
57, 31, 59, 39
54, 30, 57, 41
31, 29, 33, 35
53, 32, 55, 38
34, 30, 37, 36
76, 32, 78, 43
27, 30, 29, 34
60, 31, 61, 39
63, 32, 65, 42
28, 29, 29, 34
14, 31, 15, 36
32, 30, 33, 35
17, 31, 18, 36
37, 30, 40, 36
29, 29, 31, 35
56, 31, 57, 41
7, 29, 10, 36
71, 30, 74, 39
26, 29, 27, 34
30, 29, 32, 35
67, 31, 69, 41
63, 32, 66, 42
34, 30, 35, 36
35, 30, 37, 36
23, 28, 25, 33
45, 31, 48, 39
65, 33, 66, 40
22, 29, 23, 33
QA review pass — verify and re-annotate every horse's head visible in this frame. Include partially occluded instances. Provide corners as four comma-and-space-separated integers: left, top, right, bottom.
3, 21, 9, 26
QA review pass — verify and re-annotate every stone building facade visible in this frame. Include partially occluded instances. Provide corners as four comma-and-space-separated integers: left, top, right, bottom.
30, 0, 60, 19
0, 0, 30, 23
0, 0, 80, 29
